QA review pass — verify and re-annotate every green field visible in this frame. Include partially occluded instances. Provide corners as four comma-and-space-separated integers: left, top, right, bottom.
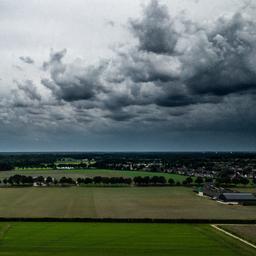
0, 187, 255, 219
0, 223, 255, 256
0, 169, 187, 181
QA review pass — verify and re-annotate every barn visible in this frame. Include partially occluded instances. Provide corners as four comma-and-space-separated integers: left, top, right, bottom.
218, 193, 256, 205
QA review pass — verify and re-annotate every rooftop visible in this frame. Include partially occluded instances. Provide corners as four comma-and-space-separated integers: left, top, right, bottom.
221, 193, 256, 201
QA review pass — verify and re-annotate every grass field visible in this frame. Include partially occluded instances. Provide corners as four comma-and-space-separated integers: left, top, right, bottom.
219, 225, 256, 245
0, 187, 255, 219
0, 169, 188, 181
0, 223, 255, 256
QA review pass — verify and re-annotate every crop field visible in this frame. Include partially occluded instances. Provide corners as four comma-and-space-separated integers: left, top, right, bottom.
0, 223, 255, 256
0, 187, 255, 219
219, 225, 256, 245
0, 169, 188, 181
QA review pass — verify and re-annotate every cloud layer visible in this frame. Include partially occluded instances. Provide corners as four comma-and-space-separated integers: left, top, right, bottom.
1, 0, 256, 150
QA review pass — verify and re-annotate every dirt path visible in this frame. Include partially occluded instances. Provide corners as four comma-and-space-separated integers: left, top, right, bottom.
211, 224, 256, 249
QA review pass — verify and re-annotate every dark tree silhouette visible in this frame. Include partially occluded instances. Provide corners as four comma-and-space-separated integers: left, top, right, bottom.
168, 178, 175, 186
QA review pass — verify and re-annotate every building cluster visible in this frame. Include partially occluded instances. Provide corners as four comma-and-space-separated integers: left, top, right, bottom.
201, 183, 256, 205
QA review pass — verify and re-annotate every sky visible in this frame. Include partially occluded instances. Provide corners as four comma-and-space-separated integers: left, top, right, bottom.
0, 0, 256, 152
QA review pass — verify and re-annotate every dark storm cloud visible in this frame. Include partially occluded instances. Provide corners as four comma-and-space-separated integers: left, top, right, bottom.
39, 0, 256, 113
19, 56, 34, 64
6, 0, 255, 149
37, 0, 256, 112
42, 49, 106, 102
186, 13, 256, 96
109, 0, 256, 109
130, 0, 178, 54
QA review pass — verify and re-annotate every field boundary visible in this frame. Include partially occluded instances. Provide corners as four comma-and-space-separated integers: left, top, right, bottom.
211, 224, 256, 249
0, 217, 255, 224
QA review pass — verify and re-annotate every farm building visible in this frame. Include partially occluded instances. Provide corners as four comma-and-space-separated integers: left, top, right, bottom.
218, 193, 256, 205
202, 183, 232, 199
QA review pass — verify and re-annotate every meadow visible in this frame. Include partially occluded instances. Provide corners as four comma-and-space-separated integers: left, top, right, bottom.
0, 222, 255, 256
0, 187, 255, 219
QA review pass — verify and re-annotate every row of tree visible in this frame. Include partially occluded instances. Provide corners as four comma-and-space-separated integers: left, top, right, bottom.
0, 175, 173, 186
0, 174, 254, 187
0, 175, 133, 186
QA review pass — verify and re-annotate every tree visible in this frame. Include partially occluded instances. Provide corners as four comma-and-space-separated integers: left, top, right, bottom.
25, 176, 33, 184
101, 177, 110, 184
77, 178, 84, 185
0, 163, 13, 171
204, 177, 213, 183
151, 176, 159, 185
124, 178, 132, 185
109, 177, 118, 184
34, 176, 45, 185
231, 177, 240, 185
46, 176, 53, 185
240, 177, 249, 186
59, 177, 68, 184
142, 176, 150, 185
133, 176, 143, 185
156, 176, 166, 185
84, 178, 93, 184
195, 177, 204, 185
182, 180, 188, 186
93, 176, 102, 184
185, 177, 193, 185
168, 178, 175, 186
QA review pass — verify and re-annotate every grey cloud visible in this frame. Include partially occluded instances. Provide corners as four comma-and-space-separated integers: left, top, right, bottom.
16, 80, 41, 102
19, 56, 34, 64
105, 110, 135, 122
185, 13, 256, 96
42, 49, 105, 102
1, 0, 256, 151
112, 1, 256, 109
42, 48, 67, 70
130, 0, 178, 54
9, 0, 256, 140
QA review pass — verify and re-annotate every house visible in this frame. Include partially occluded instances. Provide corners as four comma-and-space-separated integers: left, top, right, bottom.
218, 193, 256, 205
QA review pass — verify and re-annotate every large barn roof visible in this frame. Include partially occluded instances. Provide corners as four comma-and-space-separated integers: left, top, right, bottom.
221, 193, 256, 201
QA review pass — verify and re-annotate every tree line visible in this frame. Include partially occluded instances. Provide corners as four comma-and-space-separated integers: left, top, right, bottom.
0, 174, 254, 187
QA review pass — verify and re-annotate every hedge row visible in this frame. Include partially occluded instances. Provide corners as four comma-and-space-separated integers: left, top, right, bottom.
0, 217, 254, 224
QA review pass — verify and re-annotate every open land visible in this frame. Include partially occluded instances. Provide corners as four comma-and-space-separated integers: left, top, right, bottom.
0, 223, 255, 256
0, 187, 255, 219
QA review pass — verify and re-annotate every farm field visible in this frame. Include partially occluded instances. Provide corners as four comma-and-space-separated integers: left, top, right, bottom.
0, 169, 188, 181
0, 187, 255, 219
219, 224, 256, 245
0, 223, 255, 256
